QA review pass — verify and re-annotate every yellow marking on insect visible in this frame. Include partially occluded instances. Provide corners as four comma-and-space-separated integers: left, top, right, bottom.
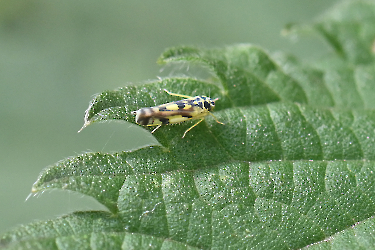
132, 89, 224, 138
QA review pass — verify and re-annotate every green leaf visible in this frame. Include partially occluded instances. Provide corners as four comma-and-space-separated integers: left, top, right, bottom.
284, 0, 375, 65
3, 1, 375, 249
0, 211, 197, 250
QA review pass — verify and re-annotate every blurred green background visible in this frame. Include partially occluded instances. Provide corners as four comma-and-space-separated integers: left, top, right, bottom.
1, 0, 337, 234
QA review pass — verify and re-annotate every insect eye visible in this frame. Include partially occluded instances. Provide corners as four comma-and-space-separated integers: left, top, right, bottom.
203, 101, 211, 110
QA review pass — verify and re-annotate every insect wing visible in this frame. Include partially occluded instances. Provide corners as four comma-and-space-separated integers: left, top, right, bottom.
133, 100, 199, 126
156, 99, 202, 124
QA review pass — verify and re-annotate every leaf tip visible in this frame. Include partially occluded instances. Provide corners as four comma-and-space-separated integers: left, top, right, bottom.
25, 192, 33, 202
77, 123, 87, 133
78, 119, 93, 133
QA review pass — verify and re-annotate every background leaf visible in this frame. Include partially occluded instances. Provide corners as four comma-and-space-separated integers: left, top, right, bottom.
0, 211, 196, 250
3, 0, 375, 249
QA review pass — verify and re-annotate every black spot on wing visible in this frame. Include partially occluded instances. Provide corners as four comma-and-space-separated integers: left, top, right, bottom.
196, 101, 203, 109
177, 101, 186, 110
138, 117, 150, 125
160, 118, 169, 124
187, 99, 195, 106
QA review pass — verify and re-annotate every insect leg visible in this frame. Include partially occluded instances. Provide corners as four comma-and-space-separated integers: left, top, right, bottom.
209, 113, 225, 125
182, 119, 204, 138
164, 89, 193, 99
151, 124, 162, 134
